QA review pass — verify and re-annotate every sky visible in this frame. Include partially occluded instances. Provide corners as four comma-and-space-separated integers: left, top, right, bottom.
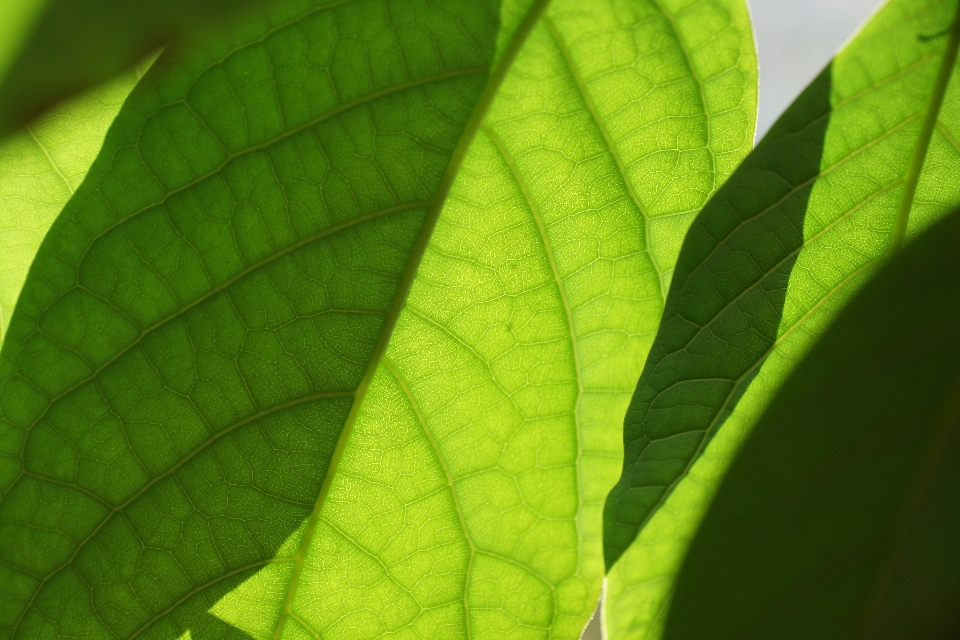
580, 1, 886, 638
749, 0, 887, 137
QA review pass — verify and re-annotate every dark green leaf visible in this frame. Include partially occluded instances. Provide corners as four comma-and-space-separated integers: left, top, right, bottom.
665, 207, 960, 640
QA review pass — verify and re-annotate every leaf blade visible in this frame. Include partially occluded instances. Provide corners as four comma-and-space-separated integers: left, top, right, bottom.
603, 0, 960, 637
0, 0, 536, 636
665, 207, 960, 640
0, 59, 149, 341
0, 0, 758, 638
229, 1, 755, 637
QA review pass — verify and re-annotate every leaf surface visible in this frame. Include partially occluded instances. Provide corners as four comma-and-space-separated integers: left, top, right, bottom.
207, 1, 755, 638
665, 207, 960, 640
0, 0, 541, 635
602, 0, 960, 637
0, 0, 757, 639
0, 59, 150, 341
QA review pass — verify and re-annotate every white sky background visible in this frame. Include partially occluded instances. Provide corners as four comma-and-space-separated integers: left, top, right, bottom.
750, 0, 887, 137
580, 1, 887, 638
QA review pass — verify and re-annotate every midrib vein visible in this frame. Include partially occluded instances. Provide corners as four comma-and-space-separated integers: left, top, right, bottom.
383, 358, 476, 640
890, 4, 960, 253
269, 1, 554, 637
542, 15, 667, 304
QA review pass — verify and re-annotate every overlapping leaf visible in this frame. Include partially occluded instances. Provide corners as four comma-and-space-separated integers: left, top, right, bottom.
666, 208, 960, 640
0, 58, 151, 342
0, 0, 540, 635
0, 0, 267, 136
207, 1, 755, 638
602, 0, 960, 637
0, 0, 757, 638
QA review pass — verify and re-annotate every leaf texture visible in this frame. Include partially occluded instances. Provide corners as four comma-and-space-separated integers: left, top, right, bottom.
602, 0, 960, 637
207, 1, 756, 638
0, 0, 542, 635
0, 59, 150, 341
0, 0, 759, 639
665, 207, 960, 640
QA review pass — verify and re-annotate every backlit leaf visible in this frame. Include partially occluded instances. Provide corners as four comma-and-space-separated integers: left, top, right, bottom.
0, 0, 756, 638
208, 1, 755, 638
0, 0, 266, 136
602, 0, 960, 638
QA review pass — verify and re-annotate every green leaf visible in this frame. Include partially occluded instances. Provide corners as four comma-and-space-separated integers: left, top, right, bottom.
0, 0, 268, 137
0, 0, 542, 635
209, 2, 755, 638
602, 0, 960, 637
664, 207, 960, 640
0, 0, 756, 639
0, 58, 151, 342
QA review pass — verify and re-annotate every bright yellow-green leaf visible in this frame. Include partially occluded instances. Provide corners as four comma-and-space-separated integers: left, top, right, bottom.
603, 0, 960, 638
210, 2, 756, 638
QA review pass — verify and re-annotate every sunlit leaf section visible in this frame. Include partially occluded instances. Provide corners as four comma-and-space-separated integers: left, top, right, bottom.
0, 0, 517, 637
211, 0, 756, 638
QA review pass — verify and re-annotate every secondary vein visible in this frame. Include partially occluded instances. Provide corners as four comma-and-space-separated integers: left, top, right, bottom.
27, 126, 74, 195
541, 15, 668, 304
383, 358, 476, 640
482, 122, 579, 633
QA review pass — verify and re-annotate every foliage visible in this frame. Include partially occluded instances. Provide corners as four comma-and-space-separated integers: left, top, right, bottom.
666, 207, 960, 640
0, 0, 956, 639
603, 0, 960, 636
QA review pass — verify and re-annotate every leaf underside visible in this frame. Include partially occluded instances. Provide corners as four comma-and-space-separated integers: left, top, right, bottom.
602, 0, 960, 638
0, 0, 756, 639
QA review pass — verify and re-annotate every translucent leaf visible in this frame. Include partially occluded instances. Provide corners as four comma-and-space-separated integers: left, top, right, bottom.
0, 0, 757, 638
0, 57, 151, 341
603, 1, 960, 637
